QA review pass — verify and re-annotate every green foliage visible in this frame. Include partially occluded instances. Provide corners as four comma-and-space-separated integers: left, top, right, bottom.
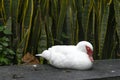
0, 26, 15, 65
0, 0, 120, 65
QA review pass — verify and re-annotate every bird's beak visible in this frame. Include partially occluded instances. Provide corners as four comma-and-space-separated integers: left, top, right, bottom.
87, 50, 94, 62
89, 56, 94, 62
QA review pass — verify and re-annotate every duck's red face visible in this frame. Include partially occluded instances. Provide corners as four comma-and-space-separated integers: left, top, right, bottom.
86, 46, 94, 62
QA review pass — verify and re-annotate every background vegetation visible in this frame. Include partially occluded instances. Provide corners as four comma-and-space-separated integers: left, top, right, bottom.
0, 0, 120, 65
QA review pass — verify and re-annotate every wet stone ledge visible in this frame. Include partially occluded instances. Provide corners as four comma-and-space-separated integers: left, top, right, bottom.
0, 59, 120, 80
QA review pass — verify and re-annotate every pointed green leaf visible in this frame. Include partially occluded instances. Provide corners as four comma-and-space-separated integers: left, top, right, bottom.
114, 0, 120, 43
0, 42, 8, 47
0, 26, 4, 31
82, 0, 93, 40
3, 28, 12, 34
99, 5, 110, 59
56, 0, 68, 40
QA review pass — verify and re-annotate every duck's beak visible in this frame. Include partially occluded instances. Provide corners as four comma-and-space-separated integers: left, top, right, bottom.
88, 49, 94, 62
88, 51, 94, 62
89, 56, 94, 62
86, 46, 94, 62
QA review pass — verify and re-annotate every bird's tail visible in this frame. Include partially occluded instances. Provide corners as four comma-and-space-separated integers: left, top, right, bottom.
36, 50, 50, 60
36, 54, 42, 56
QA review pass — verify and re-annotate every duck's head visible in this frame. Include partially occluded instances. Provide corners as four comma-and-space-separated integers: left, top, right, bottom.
77, 41, 94, 62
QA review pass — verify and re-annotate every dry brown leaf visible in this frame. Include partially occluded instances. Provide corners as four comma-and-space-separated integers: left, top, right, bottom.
22, 52, 40, 65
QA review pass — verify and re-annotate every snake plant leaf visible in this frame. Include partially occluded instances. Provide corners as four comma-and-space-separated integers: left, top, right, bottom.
23, 0, 31, 29
0, 0, 6, 24
114, 0, 120, 44
75, 0, 83, 24
99, 4, 110, 59
56, 0, 68, 40
65, 1, 78, 44
4, 17, 12, 35
5, 17, 12, 31
11, 0, 19, 21
37, 20, 48, 64
82, 0, 93, 40
50, 0, 58, 23
75, 0, 84, 41
3, 0, 11, 20
45, 16, 54, 47
38, 22, 47, 53
21, 0, 29, 38
65, 5, 73, 44
24, 0, 33, 54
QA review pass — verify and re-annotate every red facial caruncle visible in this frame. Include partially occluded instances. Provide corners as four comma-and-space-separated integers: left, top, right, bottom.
86, 46, 94, 62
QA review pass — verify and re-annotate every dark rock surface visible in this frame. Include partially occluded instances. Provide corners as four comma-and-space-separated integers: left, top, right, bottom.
0, 59, 120, 80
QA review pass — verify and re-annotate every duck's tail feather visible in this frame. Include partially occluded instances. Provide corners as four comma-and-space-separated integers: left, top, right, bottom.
36, 54, 42, 56
36, 50, 50, 60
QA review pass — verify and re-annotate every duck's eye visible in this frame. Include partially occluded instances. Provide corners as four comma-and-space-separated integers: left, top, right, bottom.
86, 46, 90, 50
86, 46, 93, 55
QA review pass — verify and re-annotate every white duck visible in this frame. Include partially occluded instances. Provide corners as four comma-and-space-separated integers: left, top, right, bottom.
36, 41, 94, 70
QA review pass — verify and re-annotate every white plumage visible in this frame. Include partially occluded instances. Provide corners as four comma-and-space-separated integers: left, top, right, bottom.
36, 41, 94, 70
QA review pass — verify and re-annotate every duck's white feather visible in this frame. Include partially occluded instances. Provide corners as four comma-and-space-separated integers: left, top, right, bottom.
36, 41, 93, 70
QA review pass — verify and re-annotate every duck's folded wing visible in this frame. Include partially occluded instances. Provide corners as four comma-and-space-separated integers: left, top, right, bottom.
49, 45, 76, 55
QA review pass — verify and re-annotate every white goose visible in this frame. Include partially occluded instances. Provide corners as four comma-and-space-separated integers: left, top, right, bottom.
36, 41, 94, 70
